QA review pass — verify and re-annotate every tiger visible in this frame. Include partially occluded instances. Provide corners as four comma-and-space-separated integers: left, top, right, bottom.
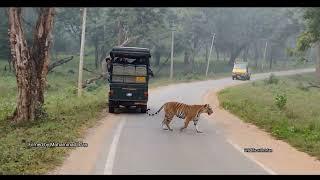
146, 102, 213, 133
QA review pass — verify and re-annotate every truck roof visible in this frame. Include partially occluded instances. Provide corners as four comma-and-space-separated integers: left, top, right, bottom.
110, 47, 151, 58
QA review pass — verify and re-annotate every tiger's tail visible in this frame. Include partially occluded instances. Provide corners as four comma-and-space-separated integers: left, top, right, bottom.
146, 104, 165, 116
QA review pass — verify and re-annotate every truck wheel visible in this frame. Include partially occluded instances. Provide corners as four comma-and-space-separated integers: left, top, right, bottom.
109, 106, 115, 113
232, 77, 235, 80
141, 106, 147, 113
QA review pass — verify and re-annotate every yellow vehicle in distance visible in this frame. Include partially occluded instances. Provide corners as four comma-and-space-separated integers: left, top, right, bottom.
232, 62, 251, 80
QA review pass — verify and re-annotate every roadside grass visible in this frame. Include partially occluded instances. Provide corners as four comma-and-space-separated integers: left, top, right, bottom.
218, 73, 320, 159
0, 55, 314, 174
0, 59, 108, 174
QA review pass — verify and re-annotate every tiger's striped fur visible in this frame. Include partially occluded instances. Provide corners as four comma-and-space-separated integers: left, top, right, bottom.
147, 102, 213, 133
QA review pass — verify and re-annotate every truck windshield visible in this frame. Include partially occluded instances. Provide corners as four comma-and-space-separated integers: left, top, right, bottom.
234, 63, 247, 69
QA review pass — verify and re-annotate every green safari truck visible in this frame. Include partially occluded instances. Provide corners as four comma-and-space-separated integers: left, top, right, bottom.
106, 47, 153, 113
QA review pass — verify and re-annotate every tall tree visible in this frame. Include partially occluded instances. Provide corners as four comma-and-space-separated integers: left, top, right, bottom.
8, 7, 55, 123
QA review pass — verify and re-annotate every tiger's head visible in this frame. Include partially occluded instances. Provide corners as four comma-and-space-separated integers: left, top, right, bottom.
203, 104, 213, 115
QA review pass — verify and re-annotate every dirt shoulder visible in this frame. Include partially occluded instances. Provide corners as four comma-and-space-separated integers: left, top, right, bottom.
203, 90, 320, 175
48, 111, 120, 174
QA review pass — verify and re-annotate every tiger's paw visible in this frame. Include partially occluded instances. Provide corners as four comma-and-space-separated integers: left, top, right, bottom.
196, 131, 203, 133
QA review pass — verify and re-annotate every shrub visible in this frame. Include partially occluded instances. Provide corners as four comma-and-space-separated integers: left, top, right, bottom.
275, 94, 287, 110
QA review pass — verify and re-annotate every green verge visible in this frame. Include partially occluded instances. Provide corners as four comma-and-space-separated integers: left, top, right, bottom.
218, 73, 320, 160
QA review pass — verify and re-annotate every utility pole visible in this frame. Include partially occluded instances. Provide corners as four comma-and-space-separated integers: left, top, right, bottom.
170, 22, 175, 80
206, 33, 216, 77
78, 8, 87, 97
262, 40, 268, 71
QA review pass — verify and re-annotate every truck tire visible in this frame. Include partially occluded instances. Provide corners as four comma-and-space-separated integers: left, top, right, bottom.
109, 106, 115, 113
141, 106, 147, 113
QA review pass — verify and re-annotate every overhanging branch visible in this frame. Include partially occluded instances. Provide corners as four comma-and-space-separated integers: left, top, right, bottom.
48, 56, 74, 72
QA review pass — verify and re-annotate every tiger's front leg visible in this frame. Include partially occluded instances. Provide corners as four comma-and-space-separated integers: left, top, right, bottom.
193, 119, 203, 133
162, 115, 173, 131
180, 118, 191, 132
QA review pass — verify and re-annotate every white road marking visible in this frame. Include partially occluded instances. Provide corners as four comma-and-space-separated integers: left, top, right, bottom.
104, 118, 126, 175
227, 139, 277, 175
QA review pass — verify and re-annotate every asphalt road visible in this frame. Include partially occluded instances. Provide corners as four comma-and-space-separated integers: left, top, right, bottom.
92, 68, 314, 175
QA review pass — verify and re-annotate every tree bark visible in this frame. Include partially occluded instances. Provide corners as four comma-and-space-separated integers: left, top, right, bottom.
31, 8, 55, 105
8, 7, 55, 123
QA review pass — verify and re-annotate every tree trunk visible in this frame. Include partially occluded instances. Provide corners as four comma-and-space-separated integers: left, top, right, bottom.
191, 52, 196, 73
228, 48, 241, 65
8, 7, 55, 123
228, 43, 248, 65
94, 39, 99, 69
184, 50, 190, 65
154, 50, 161, 66
315, 42, 320, 81
269, 46, 273, 70
269, 55, 273, 70
205, 43, 208, 64
189, 34, 199, 72
117, 20, 124, 46
229, 52, 237, 66
243, 47, 249, 62
215, 47, 219, 61
254, 42, 259, 68
184, 50, 191, 74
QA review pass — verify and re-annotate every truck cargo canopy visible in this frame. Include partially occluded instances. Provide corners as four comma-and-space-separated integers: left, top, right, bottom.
110, 47, 151, 58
